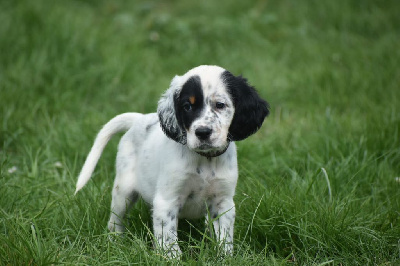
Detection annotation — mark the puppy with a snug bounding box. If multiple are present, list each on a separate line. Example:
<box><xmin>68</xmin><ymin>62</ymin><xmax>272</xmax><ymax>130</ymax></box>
<box><xmin>75</xmin><ymin>65</ymin><xmax>269</xmax><ymax>258</ymax></box>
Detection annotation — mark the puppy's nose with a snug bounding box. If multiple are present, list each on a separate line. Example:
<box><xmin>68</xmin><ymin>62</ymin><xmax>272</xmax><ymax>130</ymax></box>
<box><xmin>195</xmin><ymin>127</ymin><xmax>212</xmax><ymax>140</ymax></box>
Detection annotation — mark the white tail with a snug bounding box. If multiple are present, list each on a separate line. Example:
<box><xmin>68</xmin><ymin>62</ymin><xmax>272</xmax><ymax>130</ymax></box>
<box><xmin>75</xmin><ymin>113</ymin><xmax>140</xmax><ymax>194</ymax></box>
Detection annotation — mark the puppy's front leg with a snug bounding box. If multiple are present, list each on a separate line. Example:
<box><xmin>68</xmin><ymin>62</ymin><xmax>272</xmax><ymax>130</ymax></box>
<box><xmin>209</xmin><ymin>197</ymin><xmax>235</xmax><ymax>255</ymax></box>
<box><xmin>153</xmin><ymin>195</ymin><xmax>181</xmax><ymax>258</ymax></box>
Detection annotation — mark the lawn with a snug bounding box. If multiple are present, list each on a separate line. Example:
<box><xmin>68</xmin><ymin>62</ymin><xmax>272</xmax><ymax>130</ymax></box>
<box><xmin>1</xmin><ymin>0</ymin><xmax>399</xmax><ymax>264</ymax></box>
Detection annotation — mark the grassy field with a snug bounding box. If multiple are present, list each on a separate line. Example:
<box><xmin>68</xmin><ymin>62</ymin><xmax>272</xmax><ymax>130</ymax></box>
<box><xmin>1</xmin><ymin>0</ymin><xmax>399</xmax><ymax>264</ymax></box>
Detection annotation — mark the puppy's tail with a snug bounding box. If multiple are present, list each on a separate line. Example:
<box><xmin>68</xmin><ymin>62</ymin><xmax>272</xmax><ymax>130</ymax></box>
<box><xmin>75</xmin><ymin>113</ymin><xmax>139</xmax><ymax>195</ymax></box>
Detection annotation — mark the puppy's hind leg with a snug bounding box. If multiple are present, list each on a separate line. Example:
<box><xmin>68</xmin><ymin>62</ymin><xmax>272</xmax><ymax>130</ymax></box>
<box><xmin>108</xmin><ymin>176</ymin><xmax>138</xmax><ymax>233</ymax></box>
<box><xmin>108</xmin><ymin>143</ymin><xmax>139</xmax><ymax>233</ymax></box>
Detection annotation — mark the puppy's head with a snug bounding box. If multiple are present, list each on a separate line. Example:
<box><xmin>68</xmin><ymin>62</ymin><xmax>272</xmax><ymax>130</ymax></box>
<box><xmin>158</xmin><ymin>65</ymin><xmax>269</xmax><ymax>157</ymax></box>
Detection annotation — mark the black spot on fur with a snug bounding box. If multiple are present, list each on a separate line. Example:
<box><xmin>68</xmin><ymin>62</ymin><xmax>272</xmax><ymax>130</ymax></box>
<box><xmin>167</xmin><ymin>211</ymin><xmax>176</xmax><ymax>221</ymax></box>
<box><xmin>177</xmin><ymin>202</ymin><xmax>183</xmax><ymax>213</ymax></box>
<box><xmin>175</xmin><ymin>76</ymin><xmax>204</xmax><ymax>131</ymax></box>
<box><xmin>222</xmin><ymin>70</ymin><xmax>269</xmax><ymax>141</ymax></box>
<box><xmin>196</xmin><ymin>167</ymin><xmax>201</xmax><ymax>174</ymax></box>
<box><xmin>188</xmin><ymin>191</ymin><xmax>195</xmax><ymax>199</ymax></box>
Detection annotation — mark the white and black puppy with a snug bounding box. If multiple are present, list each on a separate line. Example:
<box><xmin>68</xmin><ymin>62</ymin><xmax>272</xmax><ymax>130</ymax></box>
<box><xmin>75</xmin><ymin>65</ymin><xmax>269</xmax><ymax>258</ymax></box>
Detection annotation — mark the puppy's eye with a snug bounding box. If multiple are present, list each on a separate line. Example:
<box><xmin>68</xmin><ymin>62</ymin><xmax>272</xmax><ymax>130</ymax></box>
<box><xmin>183</xmin><ymin>102</ymin><xmax>192</xmax><ymax>112</ymax></box>
<box><xmin>216</xmin><ymin>102</ymin><xmax>225</xmax><ymax>109</ymax></box>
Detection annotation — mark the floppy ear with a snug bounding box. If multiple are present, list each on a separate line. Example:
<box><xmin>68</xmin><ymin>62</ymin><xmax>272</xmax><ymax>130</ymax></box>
<box><xmin>223</xmin><ymin>71</ymin><xmax>270</xmax><ymax>141</ymax></box>
<box><xmin>157</xmin><ymin>76</ymin><xmax>187</xmax><ymax>144</ymax></box>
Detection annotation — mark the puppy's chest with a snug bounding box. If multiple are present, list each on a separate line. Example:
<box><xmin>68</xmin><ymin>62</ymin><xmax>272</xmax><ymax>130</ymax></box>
<box><xmin>183</xmin><ymin>168</ymin><xmax>216</xmax><ymax>195</ymax></box>
<box><xmin>178</xmin><ymin>163</ymin><xmax>224</xmax><ymax>218</ymax></box>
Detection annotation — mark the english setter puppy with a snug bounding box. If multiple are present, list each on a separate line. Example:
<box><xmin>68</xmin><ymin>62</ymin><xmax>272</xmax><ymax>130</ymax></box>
<box><xmin>75</xmin><ymin>65</ymin><xmax>269</xmax><ymax>258</ymax></box>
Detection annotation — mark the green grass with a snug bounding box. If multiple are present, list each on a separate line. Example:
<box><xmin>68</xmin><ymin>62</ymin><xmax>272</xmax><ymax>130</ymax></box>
<box><xmin>1</xmin><ymin>0</ymin><xmax>399</xmax><ymax>264</ymax></box>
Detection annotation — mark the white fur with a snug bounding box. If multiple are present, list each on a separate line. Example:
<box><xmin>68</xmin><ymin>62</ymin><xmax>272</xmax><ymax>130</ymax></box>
<box><xmin>75</xmin><ymin>66</ymin><xmax>240</xmax><ymax>258</ymax></box>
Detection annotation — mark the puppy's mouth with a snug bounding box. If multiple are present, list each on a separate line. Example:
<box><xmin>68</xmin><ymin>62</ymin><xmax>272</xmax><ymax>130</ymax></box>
<box><xmin>193</xmin><ymin>142</ymin><xmax>230</xmax><ymax>158</ymax></box>
<box><xmin>196</xmin><ymin>143</ymin><xmax>214</xmax><ymax>150</ymax></box>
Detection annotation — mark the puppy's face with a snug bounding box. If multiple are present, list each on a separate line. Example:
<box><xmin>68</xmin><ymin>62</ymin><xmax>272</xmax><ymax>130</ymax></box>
<box><xmin>175</xmin><ymin>72</ymin><xmax>235</xmax><ymax>156</ymax></box>
<box><xmin>158</xmin><ymin>65</ymin><xmax>269</xmax><ymax>157</ymax></box>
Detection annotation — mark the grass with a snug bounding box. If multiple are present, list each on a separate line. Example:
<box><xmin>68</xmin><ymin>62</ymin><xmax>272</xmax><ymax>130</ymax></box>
<box><xmin>1</xmin><ymin>0</ymin><xmax>399</xmax><ymax>264</ymax></box>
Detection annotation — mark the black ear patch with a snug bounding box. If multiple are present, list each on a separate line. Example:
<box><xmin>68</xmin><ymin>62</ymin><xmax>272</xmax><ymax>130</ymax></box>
<box><xmin>222</xmin><ymin>71</ymin><xmax>270</xmax><ymax>141</ymax></box>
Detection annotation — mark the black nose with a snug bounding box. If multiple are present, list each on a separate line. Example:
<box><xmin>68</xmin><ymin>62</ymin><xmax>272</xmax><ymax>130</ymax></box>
<box><xmin>195</xmin><ymin>127</ymin><xmax>212</xmax><ymax>140</ymax></box>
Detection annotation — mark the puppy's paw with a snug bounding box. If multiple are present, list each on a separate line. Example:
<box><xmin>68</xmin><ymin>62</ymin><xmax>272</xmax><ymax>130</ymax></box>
<box><xmin>154</xmin><ymin>239</ymin><xmax>181</xmax><ymax>260</ymax></box>
<box><xmin>222</xmin><ymin>242</ymin><xmax>233</xmax><ymax>256</ymax></box>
